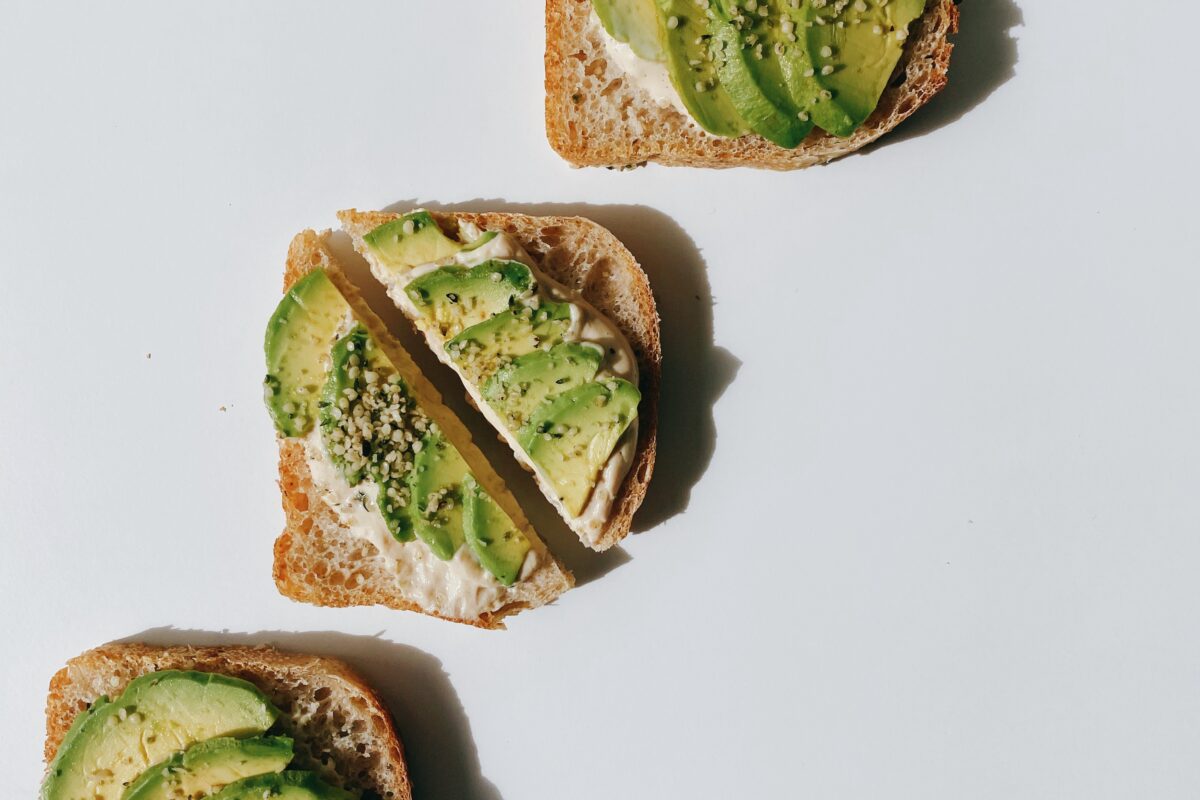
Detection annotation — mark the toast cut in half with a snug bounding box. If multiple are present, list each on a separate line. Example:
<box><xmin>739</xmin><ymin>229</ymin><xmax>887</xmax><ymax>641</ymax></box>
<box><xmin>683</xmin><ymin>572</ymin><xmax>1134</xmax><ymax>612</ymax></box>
<box><xmin>272</xmin><ymin>230</ymin><xmax>573</xmax><ymax>629</ymax></box>
<box><xmin>545</xmin><ymin>0</ymin><xmax>959</xmax><ymax>170</ymax></box>
<box><xmin>43</xmin><ymin>642</ymin><xmax>411</xmax><ymax>800</ymax></box>
<box><xmin>338</xmin><ymin>209</ymin><xmax>660</xmax><ymax>553</ymax></box>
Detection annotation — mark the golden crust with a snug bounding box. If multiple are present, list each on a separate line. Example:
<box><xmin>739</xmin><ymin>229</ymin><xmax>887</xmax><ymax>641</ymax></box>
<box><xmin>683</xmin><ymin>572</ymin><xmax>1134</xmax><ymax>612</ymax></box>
<box><xmin>43</xmin><ymin>643</ymin><xmax>412</xmax><ymax>800</ymax></box>
<box><xmin>545</xmin><ymin>0</ymin><xmax>959</xmax><ymax>170</ymax></box>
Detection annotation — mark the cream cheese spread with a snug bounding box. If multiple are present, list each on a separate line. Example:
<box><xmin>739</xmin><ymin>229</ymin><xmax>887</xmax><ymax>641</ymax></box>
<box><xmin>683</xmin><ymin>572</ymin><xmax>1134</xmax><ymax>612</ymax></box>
<box><xmin>589</xmin><ymin>9</ymin><xmax>689</xmax><ymax>118</ymax></box>
<box><xmin>367</xmin><ymin>219</ymin><xmax>640</xmax><ymax>548</ymax></box>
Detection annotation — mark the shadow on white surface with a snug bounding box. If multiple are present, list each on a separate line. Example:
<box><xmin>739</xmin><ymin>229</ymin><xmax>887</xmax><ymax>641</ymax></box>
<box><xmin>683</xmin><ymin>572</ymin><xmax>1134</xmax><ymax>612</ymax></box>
<box><xmin>866</xmin><ymin>0</ymin><xmax>1023</xmax><ymax>149</ymax></box>
<box><xmin>333</xmin><ymin>200</ymin><xmax>739</xmax><ymax>568</ymax></box>
<box><xmin>122</xmin><ymin>627</ymin><xmax>503</xmax><ymax>800</ymax></box>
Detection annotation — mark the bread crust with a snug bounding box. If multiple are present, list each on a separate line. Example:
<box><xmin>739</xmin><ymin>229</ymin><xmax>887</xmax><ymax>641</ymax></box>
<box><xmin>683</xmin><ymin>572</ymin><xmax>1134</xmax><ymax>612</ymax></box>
<box><xmin>43</xmin><ymin>643</ymin><xmax>412</xmax><ymax>800</ymax></box>
<box><xmin>545</xmin><ymin>0</ymin><xmax>959</xmax><ymax>170</ymax></box>
<box><xmin>337</xmin><ymin>210</ymin><xmax>661</xmax><ymax>552</ymax></box>
<box><xmin>272</xmin><ymin>231</ymin><xmax>573</xmax><ymax>629</ymax></box>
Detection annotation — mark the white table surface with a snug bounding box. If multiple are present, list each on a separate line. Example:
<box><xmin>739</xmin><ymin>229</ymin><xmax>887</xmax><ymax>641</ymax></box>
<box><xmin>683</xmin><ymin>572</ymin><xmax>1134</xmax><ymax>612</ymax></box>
<box><xmin>4</xmin><ymin>2</ymin><xmax>1199</xmax><ymax>797</ymax></box>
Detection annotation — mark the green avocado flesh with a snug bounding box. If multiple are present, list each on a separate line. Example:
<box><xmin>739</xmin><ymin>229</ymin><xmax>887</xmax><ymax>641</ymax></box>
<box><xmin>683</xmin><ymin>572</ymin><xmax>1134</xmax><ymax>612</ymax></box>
<box><xmin>482</xmin><ymin>342</ymin><xmax>604</xmax><ymax>431</ymax></box>
<box><xmin>619</xmin><ymin>0</ymin><xmax>924</xmax><ymax>140</ymax></box>
<box><xmin>123</xmin><ymin>736</ymin><xmax>293</xmax><ymax>800</ymax></box>
<box><xmin>404</xmin><ymin>260</ymin><xmax>535</xmax><ymax>338</ymax></box>
<box><xmin>207</xmin><ymin>772</ymin><xmax>356</xmax><ymax>800</ymax></box>
<box><xmin>594</xmin><ymin>0</ymin><xmax>665</xmax><ymax>60</ymax></box>
<box><xmin>409</xmin><ymin>431</ymin><xmax>470</xmax><ymax>560</ymax></box>
<box><xmin>363</xmin><ymin>210</ymin><xmax>463</xmax><ymax>270</ymax></box>
<box><xmin>446</xmin><ymin>302</ymin><xmax>573</xmax><ymax>383</ymax></box>
<box><xmin>655</xmin><ymin>0</ymin><xmax>748</xmax><ymax>137</ymax></box>
<box><xmin>41</xmin><ymin>671</ymin><xmax>279</xmax><ymax>800</ymax></box>
<box><xmin>710</xmin><ymin>0</ymin><xmax>808</xmax><ymax>147</ymax></box>
<box><xmin>463</xmin><ymin>476</ymin><xmax>531</xmax><ymax>586</ymax></box>
<box><xmin>314</xmin><ymin>322</ymin><xmax>524</xmax><ymax>578</ymax></box>
<box><xmin>264</xmin><ymin>269</ymin><xmax>351</xmax><ymax>437</ymax></box>
<box><xmin>321</xmin><ymin>326</ymin><xmax>371</xmax><ymax>486</ymax></box>
<box><xmin>805</xmin><ymin>0</ymin><xmax>926</xmax><ymax>136</ymax></box>
<box><xmin>320</xmin><ymin>325</ymin><xmax>421</xmax><ymax>543</ymax></box>
<box><xmin>518</xmin><ymin>379</ymin><xmax>641</xmax><ymax>517</ymax></box>
<box><xmin>460</xmin><ymin>230</ymin><xmax>498</xmax><ymax>252</ymax></box>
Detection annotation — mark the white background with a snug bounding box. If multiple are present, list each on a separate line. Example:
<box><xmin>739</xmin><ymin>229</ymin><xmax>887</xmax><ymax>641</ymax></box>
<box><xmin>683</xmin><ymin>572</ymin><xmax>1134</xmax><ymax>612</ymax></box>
<box><xmin>3</xmin><ymin>2</ymin><xmax>1198</xmax><ymax>798</ymax></box>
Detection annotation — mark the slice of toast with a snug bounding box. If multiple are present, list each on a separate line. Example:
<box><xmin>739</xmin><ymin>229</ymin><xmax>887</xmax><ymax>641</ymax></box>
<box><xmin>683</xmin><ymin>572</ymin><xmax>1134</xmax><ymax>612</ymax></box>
<box><xmin>43</xmin><ymin>643</ymin><xmax>411</xmax><ymax>800</ymax></box>
<box><xmin>545</xmin><ymin>0</ymin><xmax>959</xmax><ymax>170</ymax></box>
<box><xmin>273</xmin><ymin>230</ymin><xmax>573</xmax><ymax>629</ymax></box>
<box><xmin>338</xmin><ymin>210</ymin><xmax>660</xmax><ymax>553</ymax></box>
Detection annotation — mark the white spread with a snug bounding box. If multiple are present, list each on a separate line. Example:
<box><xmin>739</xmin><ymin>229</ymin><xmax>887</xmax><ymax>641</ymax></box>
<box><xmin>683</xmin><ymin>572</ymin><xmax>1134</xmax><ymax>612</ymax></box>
<box><xmin>590</xmin><ymin>9</ymin><xmax>689</xmax><ymax>118</ymax></box>
<box><xmin>301</xmin><ymin>428</ymin><xmax>538</xmax><ymax>620</ymax></box>
<box><xmin>369</xmin><ymin>220</ymin><xmax>640</xmax><ymax>548</ymax></box>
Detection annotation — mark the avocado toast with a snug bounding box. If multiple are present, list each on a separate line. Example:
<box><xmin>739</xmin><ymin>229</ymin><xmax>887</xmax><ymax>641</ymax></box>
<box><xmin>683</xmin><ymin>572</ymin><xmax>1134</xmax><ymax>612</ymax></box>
<box><xmin>338</xmin><ymin>209</ymin><xmax>660</xmax><ymax>553</ymax></box>
<box><xmin>42</xmin><ymin>643</ymin><xmax>409</xmax><ymax>800</ymax></box>
<box><xmin>269</xmin><ymin>231</ymin><xmax>573</xmax><ymax>628</ymax></box>
<box><xmin>546</xmin><ymin>0</ymin><xmax>959</xmax><ymax>169</ymax></box>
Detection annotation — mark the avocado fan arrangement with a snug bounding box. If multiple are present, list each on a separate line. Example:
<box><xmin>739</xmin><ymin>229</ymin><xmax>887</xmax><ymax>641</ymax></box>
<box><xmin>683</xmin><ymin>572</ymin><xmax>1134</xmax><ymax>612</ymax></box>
<box><xmin>595</xmin><ymin>0</ymin><xmax>927</xmax><ymax>144</ymax></box>
<box><xmin>41</xmin><ymin>670</ymin><xmax>353</xmax><ymax>800</ymax></box>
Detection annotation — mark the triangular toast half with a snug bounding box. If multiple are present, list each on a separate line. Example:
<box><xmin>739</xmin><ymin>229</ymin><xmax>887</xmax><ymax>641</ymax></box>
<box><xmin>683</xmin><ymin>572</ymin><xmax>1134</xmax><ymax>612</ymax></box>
<box><xmin>271</xmin><ymin>230</ymin><xmax>573</xmax><ymax>628</ymax></box>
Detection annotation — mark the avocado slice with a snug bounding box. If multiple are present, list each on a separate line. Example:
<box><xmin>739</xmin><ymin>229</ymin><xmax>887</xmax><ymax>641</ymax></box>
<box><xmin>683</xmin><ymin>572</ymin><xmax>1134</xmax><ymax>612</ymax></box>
<box><xmin>408</xmin><ymin>430</ymin><xmax>470</xmax><ymax>560</ymax></box>
<box><xmin>482</xmin><ymin>342</ymin><xmax>604</xmax><ymax>431</ymax></box>
<box><xmin>594</xmin><ymin>0</ymin><xmax>665</xmax><ymax>60</ymax></box>
<box><xmin>804</xmin><ymin>0</ymin><xmax>927</xmax><ymax>136</ymax></box>
<box><xmin>460</xmin><ymin>230</ymin><xmax>498</xmax><ymax>253</ymax></box>
<box><xmin>319</xmin><ymin>325</ymin><xmax>420</xmax><ymax>543</ymax></box>
<box><xmin>446</xmin><ymin>302</ymin><xmax>574</xmax><ymax>383</ymax></box>
<box><xmin>264</xmin><ymin>269</ymin><xmax>350</xmax><ymax>437</ymax></box>
<box><xmin>404</xmin><ymin>259</ymin><xmax>536</xmax><ymax>338</ymax></box>
<box><xmin>207</xmin><ymin>772</ymin><xmax>356</xmax><ymax>800</ymax></box>
<box><xmin>518</xmin><ymin>379</ymin><xmax>641</xmax><ymax>517</ymax></box>
<box><xmin>363</xmin><ymin>211</ymin><xmax>463</xmax><ymax>271</ymax></box>
<box><xmin>42</xmin><ymin>671</ymin><xmax>279</xmax><ymax>800</ymax></box>
<box><xmin>123</xmin><ymin>736</ymin><xmax>293</xmax><ymax>800</ymax></box>
<box><xmin>654</xmin><ymin>0</ymin><xmax>748</xmax><ymax>137</ymax></box>
<box><xmin>463</xmin><ymin>475</ymin><xmax>532</xmax><ymax>586</ymax></box>
<box><xmin>320</xmin><ymin>326</ymin><xmax>371</xmax><ymax>485</ymax></box>
<box><xmin>709</xmin><ymin>0</ymin><xmax>808</xmax><ymax>147</ymax></box>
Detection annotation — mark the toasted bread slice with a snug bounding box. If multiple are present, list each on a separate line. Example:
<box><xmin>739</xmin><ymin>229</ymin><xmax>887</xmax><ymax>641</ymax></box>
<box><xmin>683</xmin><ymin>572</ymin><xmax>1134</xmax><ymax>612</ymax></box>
<box><xmin>272</xmin><ymin>230</ymin><xmax>573</xmax><ymax>629</ymax></box>
<box><xmin>43</xmin><ymin>643</ymin><xmax>411</xmax><ymax>800</ymax></box>
<box><xmin>545</xmin><ymin>0</ymin><xmax>959</xmax><ymax>170</ymax></box>
<box><xmin>338</xmin><ymin>210</ymin><xmax>660</xmax><ymax>552</ymax></box>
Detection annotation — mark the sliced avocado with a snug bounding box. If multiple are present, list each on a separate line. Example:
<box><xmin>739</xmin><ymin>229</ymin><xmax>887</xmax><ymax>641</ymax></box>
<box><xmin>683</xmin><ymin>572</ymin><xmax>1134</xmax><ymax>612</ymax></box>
<box><xmin>655</xmin><ymin>0</ymin><xmax>748</xmax><ymax>137</ymax></box>
<box><xmin>408</xmin><ymin>430</ymin><xmax>470</xmax><ymax>560</ymax></box>
<box><xmin>42</xmin><ymin>671</ymin><xmax>279</xmax><ymax>800</ymax></box>
<box><xmin>463</xmin><ymin>475</ymin><xmax>531</xmax><ymax>586</ymax></box>
<box><xmin>366</xmin><ymin>371</ymin><xmax>420</xmax><ymax>545</ymax></box>
<box><xmin>482</xmin><ymin>342</ymin><xmax>603</xmax><ymax>431</ymax></box>
<box><xmin>404</xmin><ymin>260</ymin><xmax>536</xmax><ymax>338</ymax></box>
<box><xmin>123</xmin><ymin>736</ymin><xmax>293</xmax><ymax>800</ymax></box>
<box><xmin>460</xmin><ymin>229</ymin><xmax>498</xmax><ymax>253</ymax></box>
<box><xmin>805</xmin><ymin>0</ymin><xmax>927</xmax><ymax>136</ymax></box>
<box><xmin>446</xmin><ymin>302</ymin><xmax>574</xmax><ymax>383</ymax></box>
<box><xmin>594</xmin><ymin>0</ymin><xmax>665</xmax><ymax>60</ymax></box>
<box><xmin>319</xmin><ymin>326</ymin><xmax>419</xmax><ymax>543</ymax></box>
<box><xmin>709</xmin><ymin>0</ymin><xmax>808</xmax><ymax>147</ymax></box>
<box><xmin>264</xmin><ymin>269</ymin><xmax>350</xmax><ymax>437</ymax></box>
<box><xmin>363</xmin><ymin>211</ymin><xmax>462</xmax><ymax>270</ymax></box>
<box><xmin>518</xmin><ymin>379</ymin><xmax>641</xmax><ymax>517</ymax></box>
<box><xmin>207</xmin><ymin>772</ymin><xmax>356</xmax><ymax>800</ymax></box>
<box><xmin>320</xmin><ymin>326</ymin><xmax>371</xmax><ymax>485</ymax></box>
